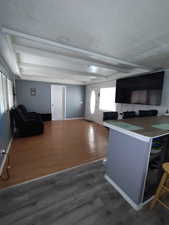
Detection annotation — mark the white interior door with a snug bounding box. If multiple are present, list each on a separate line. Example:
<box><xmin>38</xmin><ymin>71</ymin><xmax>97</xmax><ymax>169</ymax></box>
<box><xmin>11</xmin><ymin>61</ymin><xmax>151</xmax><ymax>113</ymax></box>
<box><xmin>51</xmin><ymin>85</ymin><xmax>66</xmax><ymax>120</ymax></box>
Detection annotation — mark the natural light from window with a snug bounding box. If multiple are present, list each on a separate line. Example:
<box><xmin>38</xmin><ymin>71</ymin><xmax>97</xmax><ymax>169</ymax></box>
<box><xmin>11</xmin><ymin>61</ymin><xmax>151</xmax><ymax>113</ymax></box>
<box><xmin>0</xmin><ymin>72</ymin><xmax>8</xmax><ymax>115</ymax></box>
<box><xmin>7</xmin><ymin>79</ymin><xmax>14</xmax><ymax>109</ymax></box>
<box><xmin>99</xmin><ymin>87</ymin><xmax>116</xmax><ymax>111</ymax></box>
<box><xmin>0</xmin><ymin>72</ymin><xmax>14</xmax><ymax>117</ymax></box>
<box><xmin>0</xmin><ymin>72</ymin><xmax>4</xmax><ymax>115</ymax></box>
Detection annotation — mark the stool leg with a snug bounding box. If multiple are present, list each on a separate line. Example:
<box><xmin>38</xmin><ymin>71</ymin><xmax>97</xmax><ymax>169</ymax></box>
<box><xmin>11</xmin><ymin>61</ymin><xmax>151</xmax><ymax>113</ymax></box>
<box><xmin>150</xmin><ymin>172</ymin><xmax>168</xmax><ymax>209</ymax></box>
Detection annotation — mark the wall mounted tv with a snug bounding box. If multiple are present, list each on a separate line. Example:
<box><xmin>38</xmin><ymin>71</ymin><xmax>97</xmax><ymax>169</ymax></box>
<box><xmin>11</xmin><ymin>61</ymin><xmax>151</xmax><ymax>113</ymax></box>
<box><xmin>115</xmin><ymin>71</ymin><xmax>164</xmax><ymax>105</ymax></box>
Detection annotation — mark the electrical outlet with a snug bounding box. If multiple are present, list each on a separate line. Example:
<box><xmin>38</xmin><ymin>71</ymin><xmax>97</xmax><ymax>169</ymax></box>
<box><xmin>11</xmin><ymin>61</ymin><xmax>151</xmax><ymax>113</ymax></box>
<box><xmin>0</xmin><ymin>149</ymin><xmax>6</xmax><ymax>154</ymax></box>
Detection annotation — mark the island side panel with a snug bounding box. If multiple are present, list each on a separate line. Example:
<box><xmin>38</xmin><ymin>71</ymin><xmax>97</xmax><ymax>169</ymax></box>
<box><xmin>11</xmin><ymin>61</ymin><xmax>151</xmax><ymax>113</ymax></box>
<box><xmin>105</xmin><ymin>129</ymin><xmax>151</xmax><ymax>204</ymax></box>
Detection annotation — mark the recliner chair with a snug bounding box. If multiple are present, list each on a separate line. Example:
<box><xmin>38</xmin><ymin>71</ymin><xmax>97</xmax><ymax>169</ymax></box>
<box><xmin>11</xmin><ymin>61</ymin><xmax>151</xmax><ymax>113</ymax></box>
<box><xmin>11</xmin><ymin>106</ymin><xmax>44</xmax><ymax>137</ymax></box>
<box><xmin>17</xmin><ymin>104</ymin><xmax>40</xmax><ymax>119</ymax></box>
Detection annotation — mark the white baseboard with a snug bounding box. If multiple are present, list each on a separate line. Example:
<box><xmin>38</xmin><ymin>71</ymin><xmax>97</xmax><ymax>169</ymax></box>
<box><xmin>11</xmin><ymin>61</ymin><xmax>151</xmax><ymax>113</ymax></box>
<box><xmin>65</xmin><ymin>117</ymin><xmax>84</xmax><ymax>120</ymax></box>
<box><xmin>104</xmin><ymin>174</ymin><xmax>143</xmax><ymax>211</ymax></box>
<box><xmin>0</xmin><ymin>137</ymin><xmax>13</xmax><ymax>176</ymax></box>
<box><xmin>142</xmin><ymin>196</ymin><xmax>154</xmax><ymax>207</ymax></box>
<box><xmin>6</xmin><ymin>137</ymin><xmax>13</xmax><ymax>154</ymax></box>
<box><xmin>84</xmin><ymin>118</ymin><xmax>104</xmax><ymax>125</ymax></box>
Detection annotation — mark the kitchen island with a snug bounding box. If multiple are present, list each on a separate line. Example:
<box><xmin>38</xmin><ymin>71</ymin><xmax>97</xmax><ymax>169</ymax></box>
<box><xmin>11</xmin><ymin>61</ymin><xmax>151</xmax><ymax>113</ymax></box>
<box><xmin>104</xmin><ymin>116</ymin><xmax>169</xmax><ymax>210</ymax></box>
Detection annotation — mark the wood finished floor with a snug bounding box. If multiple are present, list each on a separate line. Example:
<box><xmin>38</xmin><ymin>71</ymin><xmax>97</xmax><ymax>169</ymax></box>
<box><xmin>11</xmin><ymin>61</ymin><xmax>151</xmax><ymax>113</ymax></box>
<box><xmin>0</xmin><ymin>161</ymin><xmax>169</xmax><ymax>225</ymax></box>
<box><xmin>0</xmin><ymin>119</ymin><xmax>108</xmax><ymax>189</ymax></box>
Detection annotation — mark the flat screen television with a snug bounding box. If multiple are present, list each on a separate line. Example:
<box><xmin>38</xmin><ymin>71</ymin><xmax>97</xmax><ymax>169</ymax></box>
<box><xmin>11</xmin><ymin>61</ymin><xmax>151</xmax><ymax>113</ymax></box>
<box><xmin>115</xmin><ymin>71</ymin><xmax>164</xmax><ymax>105</ymax></box>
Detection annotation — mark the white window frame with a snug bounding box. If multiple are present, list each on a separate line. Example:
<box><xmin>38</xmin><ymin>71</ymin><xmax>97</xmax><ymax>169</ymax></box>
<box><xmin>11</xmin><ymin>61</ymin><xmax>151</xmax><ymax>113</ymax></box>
<box><xmin>7</xmin><ymin>78</ymin><xmax>14</xmax><ymax>109</ymax></box>
<box><xmin>0</xmin><ymin>72</ymin><xmax>4</xmax><ymax>115</ymax></box>
<box><xmin>0</xmin><ymin>72</ymin><xmax>9</xmax><ymax>116</ymax></box>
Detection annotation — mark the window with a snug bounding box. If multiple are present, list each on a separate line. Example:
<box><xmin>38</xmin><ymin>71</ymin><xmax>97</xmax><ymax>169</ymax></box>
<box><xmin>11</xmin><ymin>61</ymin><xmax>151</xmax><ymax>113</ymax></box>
<box><xmin>7</xmin><ymin>79</ymin><xmax>14</xmax><ymax>109</ymax></box>
<box><xmin>90</xmin><ymin>90</ymin><xmax>96</xmax><ymax>114</ymax></box>
<box><xmin>0</xmin><ymin>72</ymin><xmax>4</xmax><ymax>114</ymax></box>
<box><xmin>2</xmin><ymin>73</ymin><xmax>8</xmax><ymax>112</ymax></box>
<box><xmin>0</xmin><ymin>72</ymin><xmax>8</xmax><ymax>115</ymax></box>
<box><xmin>99</xmin><ymin>87</ymin><xmax>116</xmax><ymax>111</ymax></box>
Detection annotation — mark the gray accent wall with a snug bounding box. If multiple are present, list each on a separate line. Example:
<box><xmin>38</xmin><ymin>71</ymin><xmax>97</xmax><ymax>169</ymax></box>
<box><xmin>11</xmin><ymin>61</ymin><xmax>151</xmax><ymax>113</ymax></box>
<box><xmin>106</xmin><ymin>129</ymin><xmax>151</xmax><ymax>204</ymax></box>
<box><xmin>66</xmin><ymin>85</ymin><xmax>85</xmax><ymax>118</ymax></box>
<box><xmin>16</xmin><ymin>80</ymin><xmax>85</xmax><ymax>118</ymax></box>
<box><xmin>16</xmin><ymin>80</ymin><xmax>51</xmax><ymax>114</ymax></box>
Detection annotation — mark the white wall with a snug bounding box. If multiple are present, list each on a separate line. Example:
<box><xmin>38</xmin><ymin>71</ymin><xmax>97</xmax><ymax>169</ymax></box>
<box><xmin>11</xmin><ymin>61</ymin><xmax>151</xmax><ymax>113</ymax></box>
<box><xmin>85</xmin><ymin>70</ymin><xmax>169</xmax><ymax>123</ymax></box>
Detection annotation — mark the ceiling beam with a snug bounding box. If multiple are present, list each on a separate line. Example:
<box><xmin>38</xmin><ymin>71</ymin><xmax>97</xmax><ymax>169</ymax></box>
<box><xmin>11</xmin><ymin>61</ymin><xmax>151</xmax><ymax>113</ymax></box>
<box><xmin>21</xmin><ymin>71</ymin><xmax>101</xmax><ymax>82</ymax></box>
<box><xmin>14</xmin><ymin>44</ymin><xmax>129</xmax><ymax>73</ymax></box>
<box><xmin>2</xmin><ymin>27</ymin><xmax>151</xmax><ymax>71</ymax></box>
<box><xmin>1</xmin><ymin>33</ymin><xmax>20</xmax><ymax>76</ymax></box>
<box><xmin>20</xmin><ymin>75</ymin><xmax>85</xmax><ymax>85</ymax></box>
<box><xmin>90</xmin><ymin>68</ymin><xmax>156</xmax><ymax>85</ymax></box>
<box><xmin>19</xmin><ymin>62</ymin><xmax>107</xmax><ymax>78</ymax></box>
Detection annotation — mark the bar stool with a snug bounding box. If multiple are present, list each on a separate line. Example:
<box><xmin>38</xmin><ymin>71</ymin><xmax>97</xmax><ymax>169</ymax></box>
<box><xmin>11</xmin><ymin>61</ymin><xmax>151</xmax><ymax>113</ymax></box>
<box><xmin>150</xmin><ymin>162</ymin><xmax>169</xmax><ymax>210</ymax></box>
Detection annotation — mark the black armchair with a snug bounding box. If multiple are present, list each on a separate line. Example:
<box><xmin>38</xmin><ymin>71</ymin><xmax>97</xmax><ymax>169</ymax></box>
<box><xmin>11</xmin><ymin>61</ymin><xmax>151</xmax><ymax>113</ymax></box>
<box><xmin>17</xmin><ymin>104</ymin><xmax>40</xmax><ymax>120</ymax></box>
<box><xmin>11</xmin><ymin>107</ymin><xmax>44</xmax><ymax>137</ymax></box>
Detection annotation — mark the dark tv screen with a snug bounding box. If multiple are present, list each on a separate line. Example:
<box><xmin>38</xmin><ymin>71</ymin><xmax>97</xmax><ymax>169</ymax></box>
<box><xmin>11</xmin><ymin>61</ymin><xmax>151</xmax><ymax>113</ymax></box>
<box><xmin>115</xmin><ymin>71</ymin><xmax>164</xmax><ymax>105</ymax></box>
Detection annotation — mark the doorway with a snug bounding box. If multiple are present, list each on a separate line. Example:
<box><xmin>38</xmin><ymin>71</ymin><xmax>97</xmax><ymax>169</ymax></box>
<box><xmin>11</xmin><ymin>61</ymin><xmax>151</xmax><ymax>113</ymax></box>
<box><xmin>51</xmin><ymin>85</ymin><xmax>66</xmax><ymax>120</ymax></box>
<box><xmin>86</xmin><ymin>87</ymin><xmax>100</xmax><ymax>123</ymax></box>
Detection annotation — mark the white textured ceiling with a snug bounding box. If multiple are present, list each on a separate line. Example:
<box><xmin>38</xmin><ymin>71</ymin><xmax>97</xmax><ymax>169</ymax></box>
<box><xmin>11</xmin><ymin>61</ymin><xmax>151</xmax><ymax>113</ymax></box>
<box><xmin>0</xmin><ymin>0</ymin><xmax>169</xmax><ymax>84</ymax></box>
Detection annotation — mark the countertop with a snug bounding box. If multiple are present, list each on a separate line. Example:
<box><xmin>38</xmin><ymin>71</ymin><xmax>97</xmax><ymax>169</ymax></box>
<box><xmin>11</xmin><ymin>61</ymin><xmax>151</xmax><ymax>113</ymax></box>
<box><xmin>104</xmin><ymin>116</ymin><xmax>169</xmax><ymax>138</ymax></box>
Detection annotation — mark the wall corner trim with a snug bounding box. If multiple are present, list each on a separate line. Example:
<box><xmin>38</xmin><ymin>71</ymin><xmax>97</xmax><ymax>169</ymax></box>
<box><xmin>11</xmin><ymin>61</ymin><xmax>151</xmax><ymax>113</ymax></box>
<box><xmin>104</xmin><ymin>174</ymin><xmax>143</xmax><ymax>211</ymax></box>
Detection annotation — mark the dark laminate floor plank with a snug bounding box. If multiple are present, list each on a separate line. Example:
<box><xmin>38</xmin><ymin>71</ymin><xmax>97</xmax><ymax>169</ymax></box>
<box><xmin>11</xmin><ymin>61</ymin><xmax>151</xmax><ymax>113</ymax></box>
<box><xmin>0</xmin><ymin>162</ymin><xmax>103</xmax><ymax>203</ymax></box>
<box><xmin>0</xmin><ymin>164</ymin><xmax>103</xmax><ymax>209</ymax></box>
<box><xmin>1</xmin><ymin>170</ymin><xmax>105</xmax><ymax>220</ymax></box>
<box><xmin>0</xmin><ymin>161</ymin><xmax>169</xmax><ymax>225</ymax></box>
<box><xmin>15</xmin><ymin>183</ymin><xmax>106</xmax><ymax>225</ymax></box>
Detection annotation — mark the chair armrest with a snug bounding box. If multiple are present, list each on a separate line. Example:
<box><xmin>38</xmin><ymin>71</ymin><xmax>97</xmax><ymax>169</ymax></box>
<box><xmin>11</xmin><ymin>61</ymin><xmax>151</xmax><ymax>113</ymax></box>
<box><xmin>27</xmin><ymin>113</ymin><xmax>43</xmax><ymax>122</ymax></box>
<box><xmin>19</xmin><ymin>118</ymin><xmax>42</xmax><ymax>128</ymax></box>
